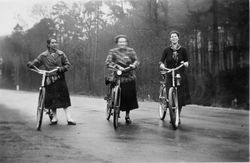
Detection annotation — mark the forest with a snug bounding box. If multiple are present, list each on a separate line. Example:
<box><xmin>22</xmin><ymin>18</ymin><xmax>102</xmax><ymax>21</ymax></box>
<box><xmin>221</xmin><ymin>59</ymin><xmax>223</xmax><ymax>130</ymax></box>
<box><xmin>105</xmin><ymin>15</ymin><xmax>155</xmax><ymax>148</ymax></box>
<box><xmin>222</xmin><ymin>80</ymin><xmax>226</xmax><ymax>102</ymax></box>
<box><xmin>0</xmin><ymin>0</ymin><xmax>248</xmax><ymax>109</ymax></box>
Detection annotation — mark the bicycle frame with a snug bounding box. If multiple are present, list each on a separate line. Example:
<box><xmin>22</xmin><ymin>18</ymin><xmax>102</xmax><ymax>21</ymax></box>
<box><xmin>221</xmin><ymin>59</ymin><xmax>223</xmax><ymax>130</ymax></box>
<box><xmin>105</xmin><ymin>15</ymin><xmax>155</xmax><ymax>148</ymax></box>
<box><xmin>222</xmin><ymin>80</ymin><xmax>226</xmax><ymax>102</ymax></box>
<box><xmin>159</xmin><ymin>63</ymin><xmax>184</xmax><ymax>129</ymax></box>
<box><xmin>29</xmin><ymin>66</ymin><xmax>59</xmax><ymax>130</ymax></box>
<box><xmin>106</xmin><ymin>63</ymin><xmax>133</xmax><ymax>129</ymax></box>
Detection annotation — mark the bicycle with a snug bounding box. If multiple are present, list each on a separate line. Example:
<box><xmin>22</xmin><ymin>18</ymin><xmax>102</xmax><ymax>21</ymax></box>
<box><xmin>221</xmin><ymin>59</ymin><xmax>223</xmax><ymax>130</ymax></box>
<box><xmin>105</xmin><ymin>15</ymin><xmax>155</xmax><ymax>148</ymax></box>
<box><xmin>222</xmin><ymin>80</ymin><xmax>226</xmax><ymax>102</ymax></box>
<box><xmin>29</xmin><ymin>65</ymin><xmax>59</xmax><ymax>131</ymax></box>
<box><xmin>105</xmin><ymin>63</ymin><xmax>132</xmax><ymax>129</ymax></box>
<box><xmin>159</xmin><ymin>63</ymin><xmax>184</xmax><ymax>129</ymax></box>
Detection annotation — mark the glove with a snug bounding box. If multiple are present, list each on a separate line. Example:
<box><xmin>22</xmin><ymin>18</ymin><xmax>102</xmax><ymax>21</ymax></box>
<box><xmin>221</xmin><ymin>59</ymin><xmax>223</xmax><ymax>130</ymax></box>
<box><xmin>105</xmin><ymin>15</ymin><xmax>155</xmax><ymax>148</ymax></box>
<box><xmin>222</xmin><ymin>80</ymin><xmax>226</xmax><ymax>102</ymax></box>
<box><xmin>27</xmin><ymin>61</ymin><xmax>33</xmax><ymax>68</ymax></box>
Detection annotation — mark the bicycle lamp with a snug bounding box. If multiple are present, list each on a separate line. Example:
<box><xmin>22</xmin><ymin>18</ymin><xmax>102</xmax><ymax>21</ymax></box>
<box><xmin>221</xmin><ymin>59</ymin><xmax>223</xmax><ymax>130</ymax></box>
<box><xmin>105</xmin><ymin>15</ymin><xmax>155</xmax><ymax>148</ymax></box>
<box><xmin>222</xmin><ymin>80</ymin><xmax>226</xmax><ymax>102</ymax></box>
<box><xmin>117</xmin><ymin>70</ymin><xmax>122</xmax><ymax>75</ymax></box>
<box><xmin>176</xmin><ymin>74</ymin><xmax>181</xmax><ymax>86</ymax></box>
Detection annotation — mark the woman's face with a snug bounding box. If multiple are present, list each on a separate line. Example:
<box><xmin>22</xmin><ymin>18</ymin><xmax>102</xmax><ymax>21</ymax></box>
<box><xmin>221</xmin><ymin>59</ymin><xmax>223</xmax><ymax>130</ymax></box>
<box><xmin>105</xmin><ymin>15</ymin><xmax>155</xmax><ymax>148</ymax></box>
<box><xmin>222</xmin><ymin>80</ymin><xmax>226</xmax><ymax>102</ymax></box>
<box><xmin>117</xmin><ymin>37</ymin><xmax>128</xmax><ymax>48</ymax></box>
<box><xmin>170</xmin><ymin>33</ymin><xmax>179</xmax><ymax>44</ymax></box>
<box><xmin>49</xmin><ymin>39</ymin><xmax>57</xmax><ymax>50</ymax></box>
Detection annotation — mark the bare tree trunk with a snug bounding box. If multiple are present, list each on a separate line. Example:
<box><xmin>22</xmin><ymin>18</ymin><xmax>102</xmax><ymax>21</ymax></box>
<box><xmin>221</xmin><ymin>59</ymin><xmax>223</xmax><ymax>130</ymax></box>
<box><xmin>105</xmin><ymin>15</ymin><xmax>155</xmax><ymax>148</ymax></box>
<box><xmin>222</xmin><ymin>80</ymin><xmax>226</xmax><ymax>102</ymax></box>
<box><xmin>194</xmin><ymin>29</ymin><xmax>199</xmax><ymax>74</ymax></box>
<box><xmin>212</xmin><ymin>0</ymin><xmax>219</xmax><ymax>75</ymax></box>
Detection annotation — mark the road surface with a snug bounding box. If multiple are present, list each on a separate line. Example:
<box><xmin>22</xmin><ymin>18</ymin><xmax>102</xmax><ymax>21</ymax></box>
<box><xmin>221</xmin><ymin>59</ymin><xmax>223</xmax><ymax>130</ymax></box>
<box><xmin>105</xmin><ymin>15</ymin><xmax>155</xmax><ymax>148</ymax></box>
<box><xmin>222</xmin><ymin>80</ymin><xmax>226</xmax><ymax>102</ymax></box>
<box><xmin>0</xmin><ymin>89</ymin><xmax>249</xmax><ymax>162</ymax></box>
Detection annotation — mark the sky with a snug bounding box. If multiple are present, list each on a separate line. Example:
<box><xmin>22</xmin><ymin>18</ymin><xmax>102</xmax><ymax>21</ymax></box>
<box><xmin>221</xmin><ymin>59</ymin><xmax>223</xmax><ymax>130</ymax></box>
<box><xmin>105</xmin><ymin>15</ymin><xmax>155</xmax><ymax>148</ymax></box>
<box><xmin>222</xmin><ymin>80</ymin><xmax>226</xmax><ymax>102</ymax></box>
<box><xmin>0</xmin><ymin>0</ymin><xmax>62</xmax><ymax>36</ymax></box>
<box><xmin>0</xmin><ymin>0</ymin><xmax>113</xmax><ymax>37</ymax></box>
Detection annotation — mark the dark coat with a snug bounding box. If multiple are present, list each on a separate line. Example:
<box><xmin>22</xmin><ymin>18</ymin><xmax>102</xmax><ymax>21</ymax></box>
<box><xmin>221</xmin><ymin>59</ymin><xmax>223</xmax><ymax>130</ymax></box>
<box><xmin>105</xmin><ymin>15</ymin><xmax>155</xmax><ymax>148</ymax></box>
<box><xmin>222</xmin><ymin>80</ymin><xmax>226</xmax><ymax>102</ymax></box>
<box><xmin>160</xmin><ymin>45</ymin><xmax>191</xmax><ymax>106</ymax></box>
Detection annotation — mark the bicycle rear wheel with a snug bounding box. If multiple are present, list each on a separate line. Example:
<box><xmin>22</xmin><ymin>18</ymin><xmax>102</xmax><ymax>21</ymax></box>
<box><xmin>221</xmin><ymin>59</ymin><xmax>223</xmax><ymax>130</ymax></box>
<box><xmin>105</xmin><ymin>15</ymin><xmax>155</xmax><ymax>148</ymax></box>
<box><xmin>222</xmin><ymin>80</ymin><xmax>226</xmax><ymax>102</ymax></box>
<box><xmin>168</xmin><ymin>87</ymin><xmax>179</xmax><ymax>129</ymax></box>
<box><xmin>36</xmin><ymin>88</ymin><xmax>45</xmax><ymax>131</ymax></box>
<box><xmin>113</xmin><ymin>86</ymin><xmax>120</xmax><ymax>129</ymax></box>
<box><xmin>158</xmin><ymin>85</ymin><xmax>167</xmax><ymax>120</ymax></box>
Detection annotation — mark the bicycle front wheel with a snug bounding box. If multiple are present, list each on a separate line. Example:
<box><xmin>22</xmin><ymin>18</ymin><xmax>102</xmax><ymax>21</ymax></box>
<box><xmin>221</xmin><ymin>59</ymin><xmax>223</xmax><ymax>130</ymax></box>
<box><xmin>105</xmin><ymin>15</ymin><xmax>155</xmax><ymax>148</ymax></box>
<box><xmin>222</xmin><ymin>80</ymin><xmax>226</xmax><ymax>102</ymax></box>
<box><xmin>36</xmin><ymin>88</ymin><xmax>45</xmax><ymax>131</ymax></box>
<box><xmin>113</xmin><ymin>86</ymin><xmax>120</xmax><ymax>129</ymax></box>
<box><xmin>168</xmin><ymin>87</ymin><xmax>179</xmax><ymax>129</ymax></box>
<box><xmin>106</xmin><ymin>100</ymin><xmax>112</xmax><ymax>120</ymax></box>
<box><xmin>158</xmin><ymin>85</ymin><xmax>167</xmax><ymax>120</ymax></box>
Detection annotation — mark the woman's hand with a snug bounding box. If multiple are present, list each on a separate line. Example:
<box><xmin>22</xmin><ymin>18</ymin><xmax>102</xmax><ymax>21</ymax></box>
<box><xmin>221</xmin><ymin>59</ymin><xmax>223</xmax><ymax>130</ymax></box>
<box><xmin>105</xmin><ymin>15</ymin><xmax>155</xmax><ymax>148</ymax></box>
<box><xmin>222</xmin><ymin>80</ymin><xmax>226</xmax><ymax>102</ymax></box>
<box><xmin>181</xmin><ymin>61</ymin><xmax>189</xmax><ymax>68</ymax></box>
<box><xmin>27</xmin><ymin>61</ymin><xmax>34</xmax><ymax>68</ymax></box>
<box><xmin>119</xmin><ymin>67</ymin><xmax>125</xmax><ymax>71</ymax></box>
<box><xmin>160</xmin><ymin>63</ymin><xmax>165</xmax><ymax>69</ymax></box>
<box><xmin>129</xmin><ymin>64</ymin><xmax>136</xmax><ymax>69</ymax></box>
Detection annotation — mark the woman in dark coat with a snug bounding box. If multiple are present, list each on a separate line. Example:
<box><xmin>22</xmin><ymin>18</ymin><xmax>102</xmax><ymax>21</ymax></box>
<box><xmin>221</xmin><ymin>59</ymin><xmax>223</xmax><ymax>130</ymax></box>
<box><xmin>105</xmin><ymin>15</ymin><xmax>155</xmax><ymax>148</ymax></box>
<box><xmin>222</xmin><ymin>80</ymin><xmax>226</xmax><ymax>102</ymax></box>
<box><xmin>27</xmin><ymin>38</ymin><xmax>76</xmax><ymax>125</ymax></box>
<box><xmin>105</xmin><ymin>35</ymin><xmax>139</xmax><ymax>124</ymax></box>
<box><xmin>159</xmin><ymin>31</ymin><xmax>191</xmax><ymax>123</ymax></box>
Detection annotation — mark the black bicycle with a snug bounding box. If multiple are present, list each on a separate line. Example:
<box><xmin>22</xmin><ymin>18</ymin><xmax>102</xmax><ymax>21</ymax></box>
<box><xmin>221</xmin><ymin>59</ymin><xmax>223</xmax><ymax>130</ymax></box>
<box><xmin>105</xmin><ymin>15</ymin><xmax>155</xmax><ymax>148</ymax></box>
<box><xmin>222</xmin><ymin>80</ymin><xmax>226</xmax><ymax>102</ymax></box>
<box><xmin>159</xmin><ymin>63</ymin><xmax>184</xmax><ymax>129</ymax></box>
<box><xmin>105</xmin><ymin>63</ymin><xmax>132</xmax><ymax>129</ymax></box>
<box><xmin>29</xmin><ymin>66</ymin><xmax>59</xmax><ymax>131</ymax></box>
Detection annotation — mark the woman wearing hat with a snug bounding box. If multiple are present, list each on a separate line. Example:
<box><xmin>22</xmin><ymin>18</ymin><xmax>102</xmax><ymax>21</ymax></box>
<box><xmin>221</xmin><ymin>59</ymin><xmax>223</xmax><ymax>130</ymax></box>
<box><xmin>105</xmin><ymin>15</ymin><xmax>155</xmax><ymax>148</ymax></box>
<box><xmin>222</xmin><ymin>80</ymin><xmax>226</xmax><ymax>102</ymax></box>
<box><xmin>105</xmin><ymin>35</ymin><xmax>139</xmax><ymax>124</ymax></box>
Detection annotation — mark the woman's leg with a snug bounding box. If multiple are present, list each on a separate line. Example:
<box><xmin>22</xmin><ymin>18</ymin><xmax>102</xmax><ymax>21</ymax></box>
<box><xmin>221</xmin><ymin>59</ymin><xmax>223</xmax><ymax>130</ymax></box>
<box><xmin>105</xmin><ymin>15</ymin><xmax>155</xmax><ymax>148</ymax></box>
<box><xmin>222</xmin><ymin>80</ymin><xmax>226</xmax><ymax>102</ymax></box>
<box><xmin>63</xmin><ymin>107</ymin><xmax>76</xmax><ymax>125</ymax></box>
<box><xmin>125</xmin><ymin>111</ymin><xmax>132</xmax><ymax>124</ymax></box>
<box><xmin>50</xmin><ymin>109</ymin><xmax>58</xmax><ymax>125</ymax></box>
<box><xmin>51</xmin><ymin>109</ymin><xmax>58</xmax><ymax>122</ymax></box>
<box><xmin>125</xmin><ymin>111</ymin><xmax>130</xmax><ymax>118</ymax></box>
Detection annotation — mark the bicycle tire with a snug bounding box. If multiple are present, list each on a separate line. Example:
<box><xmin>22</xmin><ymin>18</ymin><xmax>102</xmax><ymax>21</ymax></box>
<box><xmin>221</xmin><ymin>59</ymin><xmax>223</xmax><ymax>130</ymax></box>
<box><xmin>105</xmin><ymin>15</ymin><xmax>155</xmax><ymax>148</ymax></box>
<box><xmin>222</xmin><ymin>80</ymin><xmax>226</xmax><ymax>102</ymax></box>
<box><xmin>106</xmin><ymin>100</ymin><xmax>112</xmax><ymax>120</ymax></box>
<box><xmin>168</xmin><ymin>87</ymin><xmax>179</xmax><ymax>129</ymax></box>
<box><xmin>158</xmin><ymin>85</ymin><xmax>167</xmax><ymax>120</ymax></box>
<box><xmin>36</xmin><ymin>88</ymin><xmax>45</xmax><ymax>131</ymax></box>
<box><xmin>113</xmin><ymin>86</ymin><xmax>120</xmax><ymax>129</ymax></box>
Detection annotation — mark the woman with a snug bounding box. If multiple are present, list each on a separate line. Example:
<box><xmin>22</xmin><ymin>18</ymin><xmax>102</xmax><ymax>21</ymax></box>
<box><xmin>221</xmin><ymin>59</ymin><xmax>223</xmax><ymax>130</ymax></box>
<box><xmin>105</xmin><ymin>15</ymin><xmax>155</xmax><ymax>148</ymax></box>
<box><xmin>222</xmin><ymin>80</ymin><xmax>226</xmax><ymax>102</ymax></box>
<box><xmin>159</xmin><ymin>31</ymin><xmax>191</xmax><ymax>124</ymax></box>
<box><xmin>105</xmin><ymin>35</ymin><xmax>139</xmax><ymax>124</ymax></box>
<box><xmin>27</xmin><ymin>38</ymin><xmax>76</xmax><ymax>125</ymax></box>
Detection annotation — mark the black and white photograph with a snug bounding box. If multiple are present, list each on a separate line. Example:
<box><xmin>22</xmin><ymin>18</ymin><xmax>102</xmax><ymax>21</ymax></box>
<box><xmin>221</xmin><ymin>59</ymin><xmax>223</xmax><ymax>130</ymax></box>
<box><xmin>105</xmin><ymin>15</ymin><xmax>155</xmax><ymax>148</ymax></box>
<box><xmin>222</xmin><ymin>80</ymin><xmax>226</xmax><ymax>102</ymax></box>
<box><xmin>0</xmin><ymin>0</ymin><xmax>249</xmax><ymax>162</ymax></box>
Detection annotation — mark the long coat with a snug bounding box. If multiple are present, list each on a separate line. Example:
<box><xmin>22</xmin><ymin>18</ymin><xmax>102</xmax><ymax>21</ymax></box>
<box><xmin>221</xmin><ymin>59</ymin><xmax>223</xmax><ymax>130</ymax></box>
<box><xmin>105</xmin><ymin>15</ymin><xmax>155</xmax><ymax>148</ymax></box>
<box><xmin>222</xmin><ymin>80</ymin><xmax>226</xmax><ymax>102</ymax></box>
<box><xmin>30</xmin><ymin>49</ymin><xmax>71</xmax><ymax>109</ymax></box>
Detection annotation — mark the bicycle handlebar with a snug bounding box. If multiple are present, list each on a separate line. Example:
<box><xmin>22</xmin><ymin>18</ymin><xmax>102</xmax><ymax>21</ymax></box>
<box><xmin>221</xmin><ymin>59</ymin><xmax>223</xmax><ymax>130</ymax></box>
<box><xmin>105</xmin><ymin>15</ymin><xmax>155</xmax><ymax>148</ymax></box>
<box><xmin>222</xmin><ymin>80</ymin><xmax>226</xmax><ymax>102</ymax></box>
<box><xmin>107</xmin><ymin>63</ymin><xmax>134</xmax><ymax>72</ymax></box>
<box><xmin>160</xmin><ymin>63</ymin><xmax>184</xmax><ymax>73</ymax></box>
<box><xmin>29</xmin><ymin>65</ymin><xmax>59</xmax><ymax>75</ymax></box>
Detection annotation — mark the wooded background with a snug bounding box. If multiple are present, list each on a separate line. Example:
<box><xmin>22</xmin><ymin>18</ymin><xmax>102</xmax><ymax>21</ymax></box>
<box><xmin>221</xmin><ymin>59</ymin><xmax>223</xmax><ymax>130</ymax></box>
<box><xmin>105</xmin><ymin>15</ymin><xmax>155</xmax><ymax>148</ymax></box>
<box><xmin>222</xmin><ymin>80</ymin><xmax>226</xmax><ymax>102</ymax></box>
<box><xmin>0</xmin><ymin>0</ymin><xmax>248</xmax><ymax>109</ymax></box>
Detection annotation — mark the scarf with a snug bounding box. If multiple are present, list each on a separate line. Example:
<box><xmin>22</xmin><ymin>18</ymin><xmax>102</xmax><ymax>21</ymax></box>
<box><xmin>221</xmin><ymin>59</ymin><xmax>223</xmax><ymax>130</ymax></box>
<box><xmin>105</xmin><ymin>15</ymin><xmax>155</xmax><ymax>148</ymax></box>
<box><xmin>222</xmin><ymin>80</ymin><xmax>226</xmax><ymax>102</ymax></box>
<box><xmin>170</xmin><ymin>44</ymin><xmax>181</xmax><ymax>62</ymax></box>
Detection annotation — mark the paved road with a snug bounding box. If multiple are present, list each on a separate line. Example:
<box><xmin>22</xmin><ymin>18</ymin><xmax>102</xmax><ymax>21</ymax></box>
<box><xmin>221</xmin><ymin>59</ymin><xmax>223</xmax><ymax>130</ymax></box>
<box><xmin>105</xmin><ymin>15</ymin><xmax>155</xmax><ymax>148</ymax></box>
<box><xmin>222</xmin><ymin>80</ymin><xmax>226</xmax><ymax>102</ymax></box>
<box><xmin>0</xmin><ymin>89</ymin><xmax>249</xmax><ymax>162</ymax></box>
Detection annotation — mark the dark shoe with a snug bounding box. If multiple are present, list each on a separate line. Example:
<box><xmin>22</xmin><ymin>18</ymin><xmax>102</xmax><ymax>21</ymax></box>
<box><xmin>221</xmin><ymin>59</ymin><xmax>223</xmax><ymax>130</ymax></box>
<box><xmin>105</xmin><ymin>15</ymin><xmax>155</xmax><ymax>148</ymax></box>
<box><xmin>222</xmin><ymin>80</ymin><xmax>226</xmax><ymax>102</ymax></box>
<box><xmin>125</xmin><ymin>117</ymin><xmax>132</xmax><ymax>124</ymax></box>
<box><xmin>68</xmin><ymin>121</ymin><xmax>76</xmax><ymax>125</ymax></box>
<box><xmin>50</xmin><ymin>121</ymin><xmax>57</xmax><ymax>125</ymax></box>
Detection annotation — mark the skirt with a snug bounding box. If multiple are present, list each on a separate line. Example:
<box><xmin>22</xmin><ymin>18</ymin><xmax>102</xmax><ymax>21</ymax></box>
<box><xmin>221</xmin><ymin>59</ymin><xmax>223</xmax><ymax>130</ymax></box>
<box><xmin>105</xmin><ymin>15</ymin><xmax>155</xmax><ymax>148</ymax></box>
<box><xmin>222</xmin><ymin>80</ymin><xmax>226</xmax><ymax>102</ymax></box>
<box><xmin>120</xmin><ymin>80</ymin><xmax>139</xmax><ymax>111</ymax></box>
<box><xmin>45</xmin><ymin>75</ymin><xmax>71</xmax><ymax>109</ymax></box>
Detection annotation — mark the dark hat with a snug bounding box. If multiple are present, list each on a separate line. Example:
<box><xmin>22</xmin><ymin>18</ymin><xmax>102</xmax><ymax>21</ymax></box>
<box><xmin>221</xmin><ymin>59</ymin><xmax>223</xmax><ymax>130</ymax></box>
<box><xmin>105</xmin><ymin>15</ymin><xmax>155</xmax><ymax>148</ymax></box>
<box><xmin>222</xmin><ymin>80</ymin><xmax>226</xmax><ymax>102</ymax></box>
<box><xmin>114</xmin><ymin>34</ymin><xmax>128</xmax><ymax>43</ymax></box>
